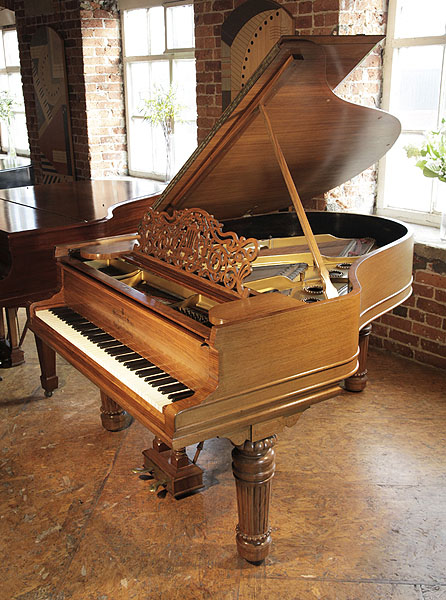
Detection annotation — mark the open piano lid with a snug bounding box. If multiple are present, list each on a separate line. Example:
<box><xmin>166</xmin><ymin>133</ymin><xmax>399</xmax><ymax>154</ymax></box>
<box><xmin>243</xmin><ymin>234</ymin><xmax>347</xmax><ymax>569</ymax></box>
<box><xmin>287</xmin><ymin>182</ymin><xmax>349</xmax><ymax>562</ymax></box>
<box><xmin>154</xmin><ymin>35</ymin><xmax>400</xmax><ymax>221</ymax></box>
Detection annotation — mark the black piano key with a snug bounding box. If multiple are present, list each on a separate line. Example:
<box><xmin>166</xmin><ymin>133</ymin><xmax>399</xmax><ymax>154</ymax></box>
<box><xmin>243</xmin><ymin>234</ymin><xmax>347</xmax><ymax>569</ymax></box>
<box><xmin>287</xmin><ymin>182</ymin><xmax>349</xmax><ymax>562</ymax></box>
<box><xmin>169</xmin><ymin>389</ymin><xmax>194</xmax><ymax>401</ymax></box>
<box><xmin>59</xmin><ymin>315</ymin><xmax>88</xmax><ymax>324</ymax></box>
<box><xmin>116</xmin><ymin>352</ymin><xmax>141</xmax><ymax>363</ymax></box>
<box><xmin>97</xmin><ymin>340</ymin><xmax>122</xmax><ymax>349</ymax></box>
<box><xmin>72</xmin><ymin>322</ymin><xmax>101</xmax><ymax>332</ymax></box>
<box><xmin>80</xmin><ymin>329</ymin><xmax>104</xmax><ymax>338</ymax></box>
<box><xmin>135</xmin><ymin>366</ymin><xmax>163</xmax><ymax>377</ymax></box>
<box><xmin>158</xmin><ymin>382</ymin><xmax>188</xmax><ymax>395</ymax></box>
<box><xmin>58</xmin><ymin>316</ymin><xmax>89</xmax><ymax>325</ymax></box>
<box><xmin>125</xmin><ymin>359</ymin><xmax>152</xmax><ymax>370</ymax></box>
<box><xmin>51</xmin><ymin>307</ymin><xmax>75</xmax><ymax>316</ymax></box>
<box><xmin>87</xmin><ymin>333</ymin><xmax>114</xmax><ymax>343</ymax></box>
<box><xmin>105</xmin><ymin>345</ymin><xmax>133</xmax><ymax>356</ymax></box>
<box><xmin>81</xmin><ymin>326</ymin><xmax>104</xmax><ymax>335</ymax></box>
<box><xmin>153</xmin><ymin>377</ymin><xmax>177</xmax><ymax>389</ymax></box>
<box><xmin>144</xmin><ymin>373</ymin><xmax>171</xmax><ymax>383</ymax></box>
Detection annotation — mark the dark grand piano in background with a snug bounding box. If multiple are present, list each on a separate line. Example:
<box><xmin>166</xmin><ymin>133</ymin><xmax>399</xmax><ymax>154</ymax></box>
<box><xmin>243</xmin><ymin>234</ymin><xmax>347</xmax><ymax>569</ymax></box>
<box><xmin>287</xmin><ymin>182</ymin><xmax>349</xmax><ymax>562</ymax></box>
<box><xmin>0</xmin><ymin>179</ymin><xmax>163</xmax><ymax>367</ymax></box>
<box><xmin>28</xmin><ymin>36</ymin><xmax>413</xmax><ymax>563</ymax></box>
<box><xmin>0</xmin><ymin>155</ymin><xmax>33</xmax><ymax>189</ymax></box>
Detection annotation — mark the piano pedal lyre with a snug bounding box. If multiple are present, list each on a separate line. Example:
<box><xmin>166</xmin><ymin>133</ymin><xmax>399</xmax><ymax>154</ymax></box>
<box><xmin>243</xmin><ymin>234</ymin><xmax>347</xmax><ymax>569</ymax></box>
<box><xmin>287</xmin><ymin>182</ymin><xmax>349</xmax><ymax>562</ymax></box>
<box><xmin>139</xmin><ymin>438</ymin><xmax>204</xmax><ymax>498</ymax></box>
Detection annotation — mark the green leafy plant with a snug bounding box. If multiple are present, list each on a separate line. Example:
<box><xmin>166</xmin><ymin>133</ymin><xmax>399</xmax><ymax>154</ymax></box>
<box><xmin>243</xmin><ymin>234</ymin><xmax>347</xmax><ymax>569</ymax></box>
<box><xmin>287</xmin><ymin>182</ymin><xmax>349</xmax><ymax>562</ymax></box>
<box><xmin>140</xmin><ymin>85</ymin><xmax>184</xmax><ymax>180</ymax></box>
<box><xmin>0</xmin><ymin>91</ymin><xmax>16</xmax><ymax>126</ymax></box>
<box><xmin>405</xmin><ymin>119</ymin><xmax>446</xmax><ymax>182</ymax></box>
<box><xmin>140</xmin><ymin>85</ymin><xmax>183</xmax><ymax>142</ymax></box>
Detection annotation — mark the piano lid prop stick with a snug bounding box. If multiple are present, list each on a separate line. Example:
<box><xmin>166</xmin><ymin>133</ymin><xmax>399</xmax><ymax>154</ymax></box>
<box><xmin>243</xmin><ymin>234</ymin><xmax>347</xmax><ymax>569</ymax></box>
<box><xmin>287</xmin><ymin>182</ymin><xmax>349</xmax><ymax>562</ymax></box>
<box><xmin>259</xmin><ymin>104</ymin><xmax>338</xmax><ymax>300</ymax></box>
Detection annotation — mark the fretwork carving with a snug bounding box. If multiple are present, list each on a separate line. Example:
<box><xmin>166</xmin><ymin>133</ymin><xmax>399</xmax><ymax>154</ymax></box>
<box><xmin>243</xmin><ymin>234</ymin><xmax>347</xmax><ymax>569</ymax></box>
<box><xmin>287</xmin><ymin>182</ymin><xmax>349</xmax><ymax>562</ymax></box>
<box><xmin>136</xmin><ymin>207</ymin><xmax>259</xmax><ymax>297</ymax></box>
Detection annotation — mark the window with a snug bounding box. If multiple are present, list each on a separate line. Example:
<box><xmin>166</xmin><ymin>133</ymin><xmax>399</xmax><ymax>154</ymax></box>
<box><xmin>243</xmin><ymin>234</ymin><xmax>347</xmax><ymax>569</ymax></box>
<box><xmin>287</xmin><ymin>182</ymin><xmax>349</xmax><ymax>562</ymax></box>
<box><xmin>0</xmin><ymin>28</ymin><xmax>28</xmax><ymax>156</ymax></box>
<box><xmin>377</xmin><ymin>0</ymin><xmax>446</xmax><ymax>228</ymax></box>
<box><xmin>122</xmin><ymin>2</ymin><xmax>196</xmax><ymax>180</ymax></box>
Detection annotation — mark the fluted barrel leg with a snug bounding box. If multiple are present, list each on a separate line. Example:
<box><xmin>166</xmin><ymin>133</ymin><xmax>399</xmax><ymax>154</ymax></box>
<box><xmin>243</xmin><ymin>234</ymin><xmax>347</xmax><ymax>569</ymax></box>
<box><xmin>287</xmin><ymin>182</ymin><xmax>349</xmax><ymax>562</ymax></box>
<box><xmin>100</xmin><ymin>391</ymin><xmax>133</xmax><ymax>431</ymax></box>
<box><xmin>344</xmin><ymin>323</ymin><xmax>372</xmax><ymax>392</ymax></box>
<box><xmin>231</xmin><ymin>436</ymin><xmax>276</xmax><ymax>563</ymax></box>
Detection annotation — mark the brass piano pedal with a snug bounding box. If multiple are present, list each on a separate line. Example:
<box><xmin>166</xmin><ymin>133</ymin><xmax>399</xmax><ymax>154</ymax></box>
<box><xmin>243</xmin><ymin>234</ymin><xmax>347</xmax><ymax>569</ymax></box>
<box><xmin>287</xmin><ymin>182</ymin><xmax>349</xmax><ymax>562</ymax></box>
<box><xmin>132</xmin><ymin>466</ymin><xmax>153</xmax><ymax>474</ymax></box>
<box><xmin>149</xmin><ymin>479</ymin><xmax>167</xmax><ymax>493</ymax></box>
<box><xmin>132</xmin><ymin>466</ymin><xmax>154</xmax><ymax>481</ymax></box>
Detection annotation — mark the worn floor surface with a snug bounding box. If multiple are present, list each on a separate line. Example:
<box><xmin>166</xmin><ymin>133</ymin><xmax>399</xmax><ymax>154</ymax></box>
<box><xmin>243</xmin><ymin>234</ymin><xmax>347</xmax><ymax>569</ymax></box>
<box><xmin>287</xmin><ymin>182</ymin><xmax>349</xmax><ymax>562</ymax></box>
<box><xmin>0</xmin><ymin>322</ymin><xmax>445</xmax><ymax>600</ymax></box>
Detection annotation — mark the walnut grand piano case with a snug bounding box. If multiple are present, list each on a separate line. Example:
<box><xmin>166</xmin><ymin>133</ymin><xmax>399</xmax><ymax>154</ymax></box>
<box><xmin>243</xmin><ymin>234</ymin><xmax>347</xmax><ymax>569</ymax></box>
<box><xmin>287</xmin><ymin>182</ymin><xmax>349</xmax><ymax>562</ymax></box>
<box><xmin>28</xmin><ymin>36</ymin><xmax>413</xmax><ymax>563</ymax></box>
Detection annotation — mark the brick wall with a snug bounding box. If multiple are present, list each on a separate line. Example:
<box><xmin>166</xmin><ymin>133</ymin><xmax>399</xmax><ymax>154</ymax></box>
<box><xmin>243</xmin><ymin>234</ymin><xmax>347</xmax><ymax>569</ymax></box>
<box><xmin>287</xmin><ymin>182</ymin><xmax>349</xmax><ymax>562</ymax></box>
<box><xmin>370</xmin><ymin>247</ymin><xmax>446</xmax><ymax>371</ymax></box>
<box><xmin>12</xmin><ymin>0</ymin><xmax>125</xmax><ymax>182</ymax></box>
<box><xmin>80</xmin><ymin>1</ymin><xmax>126</xmax><ymax>178</ymax></box>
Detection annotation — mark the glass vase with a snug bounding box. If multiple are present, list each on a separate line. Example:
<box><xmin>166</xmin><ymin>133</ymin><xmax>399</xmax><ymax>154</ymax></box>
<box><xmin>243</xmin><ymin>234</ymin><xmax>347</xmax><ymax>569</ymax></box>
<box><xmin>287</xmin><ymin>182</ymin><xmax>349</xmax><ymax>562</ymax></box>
<box><xmin>6</xmin><ymin>123</ymin><xmax>16</xmax><ymax>162</ymax></box>
<box><xmin>165</xmin><ymin>132</ymin><xmax>173</xmax><ymax>182</ymax></box>
<box><xmin>441</xmin><ymin>207</ymin><xmax>446</xmax><ymax>241</ymax></box>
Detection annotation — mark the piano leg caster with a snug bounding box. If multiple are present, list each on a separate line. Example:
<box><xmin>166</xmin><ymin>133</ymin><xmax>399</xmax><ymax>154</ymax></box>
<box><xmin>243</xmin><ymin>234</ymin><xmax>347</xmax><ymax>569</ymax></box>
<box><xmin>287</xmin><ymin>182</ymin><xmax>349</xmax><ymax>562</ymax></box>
<box><xmin>344</xmin><ymin>324</ymin><xmax>371</xmax><ymax>393</ymax></box>
<box><xmin>141</xmin><ymin>439</ymin><xmax>204</xmax><ymax>498</ymax></box>
<box><xmin>100</xmin><ymin>392</ymin><xmax>133</xmax><ymax>432</ymax></box>
<box><xmin>35</xmin><ymin>335</ymin><xmax>58</xmax><ymax>396</ymax></box>
<box><xmin>232</xmin><ymin>436</ymin><xmax>276</xmax><ymax>564</ymax></box>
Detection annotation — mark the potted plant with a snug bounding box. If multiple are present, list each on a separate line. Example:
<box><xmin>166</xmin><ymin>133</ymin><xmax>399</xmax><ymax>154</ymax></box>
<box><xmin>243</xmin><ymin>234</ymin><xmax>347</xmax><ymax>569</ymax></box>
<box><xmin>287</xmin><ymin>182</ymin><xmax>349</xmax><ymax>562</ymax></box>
<box><xmin>0</xmin><ymin>90</ymin><xmax>17</xmax><ymax>160</ymax></box>
<box><xmin>405</xmin><ymin>120</ymin><xmax>446</xmax><ymax>240</ymax></box>
<box><xmin>140</xmin><ymin>85</ymin><xmax>183</xmax><ymax>182</ymax></box>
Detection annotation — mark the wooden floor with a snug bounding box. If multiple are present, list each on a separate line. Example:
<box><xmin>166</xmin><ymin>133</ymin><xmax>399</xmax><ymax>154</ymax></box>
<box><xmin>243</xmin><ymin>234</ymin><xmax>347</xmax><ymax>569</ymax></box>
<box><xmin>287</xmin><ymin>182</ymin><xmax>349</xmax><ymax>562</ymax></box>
<box><xmin>1</xmin><ymin>323</ymin><xmax>446</xmax><ymax>600</ymax></box>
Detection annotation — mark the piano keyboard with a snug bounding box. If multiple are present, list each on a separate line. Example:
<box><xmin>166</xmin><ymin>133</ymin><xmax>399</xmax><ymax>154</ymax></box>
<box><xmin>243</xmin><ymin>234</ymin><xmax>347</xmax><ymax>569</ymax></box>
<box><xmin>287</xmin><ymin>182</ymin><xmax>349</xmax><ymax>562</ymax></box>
<box><xmin>35</xmin><ymin>307</ymin><xmax>194</xmax><ymax>413</ymax></box>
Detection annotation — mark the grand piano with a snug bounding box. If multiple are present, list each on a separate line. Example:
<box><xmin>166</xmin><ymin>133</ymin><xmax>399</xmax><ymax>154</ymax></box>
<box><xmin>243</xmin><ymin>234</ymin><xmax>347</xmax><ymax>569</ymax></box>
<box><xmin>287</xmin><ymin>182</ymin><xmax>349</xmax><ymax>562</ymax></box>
<box><xmin>0</xmin><ymin>179</ymin><xmax>163</xmax><ymax>367</ymax></box>
<box><xmin>28</xmin><ymin>36</ymin><xmax>413</xmax><ymax>563</ymax></box>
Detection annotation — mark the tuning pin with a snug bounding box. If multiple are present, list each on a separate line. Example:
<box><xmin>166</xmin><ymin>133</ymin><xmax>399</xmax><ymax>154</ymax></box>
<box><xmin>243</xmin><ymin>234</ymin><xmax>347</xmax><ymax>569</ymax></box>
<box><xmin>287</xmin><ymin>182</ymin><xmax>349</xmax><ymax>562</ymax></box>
<box><xmin>149</xmin><ymin>479</ymin><xmax>167</xmax><ymax>493</ymax></box>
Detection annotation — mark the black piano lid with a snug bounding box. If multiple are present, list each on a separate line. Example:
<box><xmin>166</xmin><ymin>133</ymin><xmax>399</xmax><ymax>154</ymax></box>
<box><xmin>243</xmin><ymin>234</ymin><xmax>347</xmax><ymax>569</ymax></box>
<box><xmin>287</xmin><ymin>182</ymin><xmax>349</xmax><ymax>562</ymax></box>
<box><xmin>154</xmin><ymin>35</ymin><xmax>401</xmax><ymax>222</ymax></box>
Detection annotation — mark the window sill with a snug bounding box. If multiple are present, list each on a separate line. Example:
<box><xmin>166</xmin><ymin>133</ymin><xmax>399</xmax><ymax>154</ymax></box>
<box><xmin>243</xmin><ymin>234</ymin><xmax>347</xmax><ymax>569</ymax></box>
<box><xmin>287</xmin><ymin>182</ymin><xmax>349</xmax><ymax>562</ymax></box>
<box><xmin>406</xmin><ymin>222</ymin><xmax>446</xmax><ymax>261</ymax></box>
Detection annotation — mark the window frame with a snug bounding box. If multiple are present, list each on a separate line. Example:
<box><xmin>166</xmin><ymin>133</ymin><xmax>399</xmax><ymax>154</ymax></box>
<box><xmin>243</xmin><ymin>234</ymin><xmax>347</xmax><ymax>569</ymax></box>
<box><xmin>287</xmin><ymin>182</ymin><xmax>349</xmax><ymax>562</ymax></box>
<box><xmin>121</xmin><ymin>1</ymin><xmax>196</xmax><ymax>180</ymax></box>
<box><xmin>377</xmin><ymin>0</ymin><xmax>446</xmax><ymax>228</ymax></box>
<box><xmin>0</xmin><ymin>27</ymin><xmax>29</xmax><ymax>157</ymax></box>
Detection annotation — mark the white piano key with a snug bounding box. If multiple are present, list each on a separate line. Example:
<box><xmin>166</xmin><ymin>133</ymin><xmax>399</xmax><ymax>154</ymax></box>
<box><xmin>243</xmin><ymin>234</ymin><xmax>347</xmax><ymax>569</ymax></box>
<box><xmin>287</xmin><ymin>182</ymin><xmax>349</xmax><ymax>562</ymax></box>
<box><xmin>36</xmin><ymin>309</ymin><xmax>188</xmax><ymax>413</ymax></box>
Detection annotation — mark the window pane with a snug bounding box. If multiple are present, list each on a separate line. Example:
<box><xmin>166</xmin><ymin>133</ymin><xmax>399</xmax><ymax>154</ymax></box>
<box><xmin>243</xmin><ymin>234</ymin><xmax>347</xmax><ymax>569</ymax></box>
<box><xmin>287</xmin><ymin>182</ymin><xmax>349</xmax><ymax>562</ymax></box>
<box><xmin>129</xmin><ymin>117</ymin><xmax>167</xmax><ymax>178</ymax></box>
<box><xmin>8</xmin><ymin>72</ymin><xmax>24</xmax><ymax>105</ymax></box>
<box><xmin>3</xmin><ymin>29</ymin><xmax>19</xmax><ymax>66</ymax></box>
<box><xmin>0</xmin><ymin>72</ymin><xmax>8</xmax><ymax>92</ymax></box>
<box><xmin>123</xmin><ymin>9</ymin><xmax>149</xmax><ymax>56</ymax></box>
<box><xmin>148</xmin><ymin>6</ymin><xmax>165</xmax><ymax>55</ymax></box>
<box><xmin>127</xmin><ymin>62</ymin><xmax>150</xmax><ymax>115</ymax></box>
<box><xmin>395</xmin><ymin>0</ymin><xmax>446</xmax><ymax>38</ymax></box>
<box><xmin>383</xmin><ymin>134</ymin><xmax>433</xmax><ymax>213</ymax></box>
<box><xmin>166</xmin><ymin>5</ymin><xmax>194</xmax><ymax>49</ymax></box>
<box><xmin>172</xmin><ymin>58</ymin><xmax>196</xmax><ymax>120</ymax></box>
<box><xmin>0</xmin><ymin>32</ymin><xmax>5</xmax><ymax>70</ymax></box>
<box><xmin>127</xmin><ymin>60</ymin><xmax>170</xmax><ymax>178</ymax></box>
<box><xmin>174</xmin><ymin>121</ymin><xmax>196</xmax><ymax>171</ymax></box>
<box><xmin>12</xmin><ymin>113</ymin><xmax>29</xmax><ymax>153</ymax></box>
<box><xmin>389</xmin><ymin>45</ymin><xmax>443</xmax><ymax>131</ymax></box>
<box><xmin>127</xmin><ymin>60</ymin><xmax>170</xmax><ymax>116</ymax></box>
